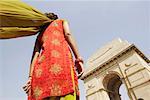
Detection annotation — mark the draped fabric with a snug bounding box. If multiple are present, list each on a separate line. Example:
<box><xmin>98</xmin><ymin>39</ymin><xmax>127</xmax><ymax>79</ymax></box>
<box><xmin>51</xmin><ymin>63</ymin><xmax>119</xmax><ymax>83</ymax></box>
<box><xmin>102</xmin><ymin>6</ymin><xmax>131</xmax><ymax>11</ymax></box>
<box><xmin>0</xmin><ymin>0</ymin><xmax>52</xmax><ymax>39</ymax></box>
<box><xmin>29</xmin><ymin>20</ymin><xmax>79</xmax><ymax>100</ymax></box>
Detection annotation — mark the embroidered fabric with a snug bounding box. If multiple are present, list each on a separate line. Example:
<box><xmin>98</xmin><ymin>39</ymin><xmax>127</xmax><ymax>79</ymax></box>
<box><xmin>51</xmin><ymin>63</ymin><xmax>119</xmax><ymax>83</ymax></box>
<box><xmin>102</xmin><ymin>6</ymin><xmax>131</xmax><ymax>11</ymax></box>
<box><xmin>28</xmin><ymin>20</ymin><xmax>79</xmax><ymax>100</ymax></box>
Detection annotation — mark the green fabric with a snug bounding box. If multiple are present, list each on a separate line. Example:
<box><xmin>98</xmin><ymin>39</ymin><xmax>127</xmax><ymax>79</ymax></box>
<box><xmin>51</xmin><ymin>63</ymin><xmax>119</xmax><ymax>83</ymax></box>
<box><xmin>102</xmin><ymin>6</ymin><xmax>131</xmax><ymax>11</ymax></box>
<box><xmin>47</xmin><ymin>94</ymin><xmax>76</xmax><ymax>100</ymax></box>
<box><xmin>60</xmin><ymin>94</ymin><xmax>76</xmax><ymax>100</ymax></box>
<box><xmin>0</xmin><ymin>0</ymin><xmax>52</xmax><ymax>39</ymax></box>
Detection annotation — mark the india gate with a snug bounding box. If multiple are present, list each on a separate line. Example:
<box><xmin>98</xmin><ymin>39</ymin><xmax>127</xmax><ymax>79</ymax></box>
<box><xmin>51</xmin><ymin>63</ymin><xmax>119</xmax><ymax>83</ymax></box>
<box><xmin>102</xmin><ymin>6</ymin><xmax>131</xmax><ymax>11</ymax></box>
<box><xmin>81</xmin><ymin>38</ymin><xmax>150</xmax><ymax>100</ymax></box>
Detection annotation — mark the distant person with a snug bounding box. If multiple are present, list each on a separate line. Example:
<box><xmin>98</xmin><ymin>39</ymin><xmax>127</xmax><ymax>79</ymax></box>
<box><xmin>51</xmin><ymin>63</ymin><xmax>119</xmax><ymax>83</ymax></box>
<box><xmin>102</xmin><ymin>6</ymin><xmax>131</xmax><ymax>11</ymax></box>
<box><xmin>23</xmin><ymin>13</ymin><xmax>84</xmax><ymax>100</ymax></box>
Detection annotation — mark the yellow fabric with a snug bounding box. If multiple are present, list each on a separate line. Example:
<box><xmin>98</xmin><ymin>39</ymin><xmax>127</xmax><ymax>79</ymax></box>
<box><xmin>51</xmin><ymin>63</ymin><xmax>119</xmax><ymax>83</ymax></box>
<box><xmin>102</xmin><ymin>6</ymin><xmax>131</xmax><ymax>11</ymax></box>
<box><xmin>48</xmin><ymin>94</ymin><xmax>76</xmax><ymax>100</ymax></box>
<box><xmin>60</xmin><ymin>94</ymin><xmax>76</xmax><ymax>100</ymax></box>
<box><xmin>0</xmin><ymin>0</ymin><xmax>52</xmax><ymax>39</ymax></box>
<box><xmin>70</xmin><ymin>65</ymin><xmax>76</xmax><ymax>100</ymax></box>
<box><xmin>0</xmin><ymin>27</ymin><xmax>38</xmax><ymax>39</ymax></box>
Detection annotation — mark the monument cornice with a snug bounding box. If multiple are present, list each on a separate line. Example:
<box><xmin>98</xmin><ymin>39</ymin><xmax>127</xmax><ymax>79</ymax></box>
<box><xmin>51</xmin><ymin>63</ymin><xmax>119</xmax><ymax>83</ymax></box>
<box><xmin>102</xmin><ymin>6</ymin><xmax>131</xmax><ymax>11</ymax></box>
<box><xmin>81</xmin><ymin>44</ymin><xmax>150</xmax><ymax>80</ymax></box>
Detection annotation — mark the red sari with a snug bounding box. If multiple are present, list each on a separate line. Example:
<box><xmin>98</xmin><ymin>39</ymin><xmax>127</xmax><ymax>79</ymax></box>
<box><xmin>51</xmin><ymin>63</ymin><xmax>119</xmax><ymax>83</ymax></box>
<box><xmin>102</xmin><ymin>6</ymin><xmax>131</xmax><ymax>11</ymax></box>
<box><xmin>28</xmin><ymin>19</ymin><xmax>79</xmax><ymax>100</ymax></box>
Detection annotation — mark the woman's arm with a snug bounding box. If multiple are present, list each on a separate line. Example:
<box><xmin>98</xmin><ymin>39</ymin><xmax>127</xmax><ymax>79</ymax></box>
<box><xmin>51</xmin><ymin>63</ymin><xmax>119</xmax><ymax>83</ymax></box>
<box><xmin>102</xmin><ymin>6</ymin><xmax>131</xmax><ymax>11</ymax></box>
<box><xmin>23</xmin><ymin>35</ymin><xmax>41</xmax><ymax>94</ymax></box>
<box><xmin>63</xmin><ymin>20</ymin><xmax>81</xmax><ymax>59</ymax></box>
<box><xmin>63</xmin><ymin>20</ymin><xmax>84</xmax><ymax>78</ymax></box>
<box><xmin>29</xmin><ymin>35</ymin><xmax>41</xmax><ymax>77</ymax></box>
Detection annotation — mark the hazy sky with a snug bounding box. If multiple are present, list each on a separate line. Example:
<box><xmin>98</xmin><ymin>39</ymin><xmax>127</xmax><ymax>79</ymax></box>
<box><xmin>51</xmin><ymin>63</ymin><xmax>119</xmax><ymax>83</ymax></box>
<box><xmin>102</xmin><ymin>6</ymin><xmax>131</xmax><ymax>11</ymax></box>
<box><xmin>0</xmin><ymin>0</ymin><xmax>149</xmax><ymax>100</ymax></box>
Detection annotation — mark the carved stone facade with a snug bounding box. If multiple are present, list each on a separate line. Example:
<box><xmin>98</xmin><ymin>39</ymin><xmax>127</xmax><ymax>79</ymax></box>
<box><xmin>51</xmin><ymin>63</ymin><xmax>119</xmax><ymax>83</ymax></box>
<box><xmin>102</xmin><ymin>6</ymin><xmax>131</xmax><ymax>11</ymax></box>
<box><xmin>81</xmin><ymin>38</ymin><xmax>150</xmax><ymax>100</ymax></box>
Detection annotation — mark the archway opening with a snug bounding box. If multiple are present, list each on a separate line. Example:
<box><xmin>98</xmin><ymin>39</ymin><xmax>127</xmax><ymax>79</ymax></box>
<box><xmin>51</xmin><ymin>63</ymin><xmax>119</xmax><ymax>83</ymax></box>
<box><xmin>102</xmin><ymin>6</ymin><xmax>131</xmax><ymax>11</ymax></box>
<box><xmin>107</xmin><ymin>74</ymin><xmax>122</xmax><ymax>100</ymax></box>
<box><xmin>119</xmin><ymin>84</ymin><xmax>130</xmax><ymax>100</ymax></box>
<box><xmin>103</xmin><ymin>73</ymin><xmax>128</xmax><ymax>100</ymax></box>
<box><xmin>103</xmin><ymin>73</ymin><xmax>130</xmax><ymax>100</ymax></box>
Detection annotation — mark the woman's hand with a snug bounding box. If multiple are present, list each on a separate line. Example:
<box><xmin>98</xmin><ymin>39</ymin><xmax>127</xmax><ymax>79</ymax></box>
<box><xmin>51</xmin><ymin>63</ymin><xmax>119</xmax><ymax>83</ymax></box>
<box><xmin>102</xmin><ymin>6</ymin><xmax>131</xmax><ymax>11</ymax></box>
<box><xmin>22</xmin><ymin>77</ymin><xmax>32</xmax><ymax>95</ymax></box>
<box><xmin>75</xmin><ymin>59</ymin><xmax>84</xmax><ymax>79</ymax></box>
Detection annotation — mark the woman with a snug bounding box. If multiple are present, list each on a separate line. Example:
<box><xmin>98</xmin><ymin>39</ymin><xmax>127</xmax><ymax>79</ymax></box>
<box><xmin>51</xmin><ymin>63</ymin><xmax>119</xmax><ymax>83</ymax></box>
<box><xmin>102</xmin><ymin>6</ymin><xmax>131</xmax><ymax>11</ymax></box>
<box><xmin>23</xmin><ymin>13</ymin><xmax>84</xmax><ymax>100</ymax></box>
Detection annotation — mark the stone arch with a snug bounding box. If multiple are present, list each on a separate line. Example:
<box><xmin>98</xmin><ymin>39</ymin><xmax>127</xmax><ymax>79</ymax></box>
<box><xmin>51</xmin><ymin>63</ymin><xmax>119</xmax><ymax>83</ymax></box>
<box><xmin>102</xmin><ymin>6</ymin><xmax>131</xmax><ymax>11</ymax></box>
<box><xmin>81</xmin><ymin>39</ymin><xmax>150</xmax><ymax>100</ymax></box>
<box><xmin>102</xmin><ymin>71</ymin><xmax>122</xmax><ymax>88</ymax></box>
<box><xmin>103</xmin><ymin>72</ymin><xmax>122</xmax><ymax>100</ymax></box>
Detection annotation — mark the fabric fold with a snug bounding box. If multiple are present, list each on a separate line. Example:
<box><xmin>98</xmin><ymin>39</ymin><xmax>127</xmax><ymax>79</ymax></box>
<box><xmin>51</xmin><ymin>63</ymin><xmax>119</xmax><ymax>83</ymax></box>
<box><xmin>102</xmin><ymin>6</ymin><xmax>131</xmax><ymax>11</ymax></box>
<box><xmin>0</xmin><ymin>0</ymin><xmax>52</xmax><ymax>39</ymax></box>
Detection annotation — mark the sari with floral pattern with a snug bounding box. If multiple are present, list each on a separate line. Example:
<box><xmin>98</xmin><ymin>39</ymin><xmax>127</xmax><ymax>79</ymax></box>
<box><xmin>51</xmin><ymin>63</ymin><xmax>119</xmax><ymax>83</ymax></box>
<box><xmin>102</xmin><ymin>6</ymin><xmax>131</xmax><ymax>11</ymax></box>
<box><xmin>28</xmin><ymin>19</ymin><xmax>79</xmax><ymax>100</ymax></box>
